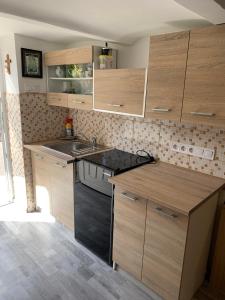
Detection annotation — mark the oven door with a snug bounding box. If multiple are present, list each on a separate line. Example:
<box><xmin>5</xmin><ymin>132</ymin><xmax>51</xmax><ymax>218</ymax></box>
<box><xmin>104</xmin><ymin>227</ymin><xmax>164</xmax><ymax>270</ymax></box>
<box><xmin>74</xmin><ymin>160</ymin><xmax>113</xmax><ymax>265</ymax></box>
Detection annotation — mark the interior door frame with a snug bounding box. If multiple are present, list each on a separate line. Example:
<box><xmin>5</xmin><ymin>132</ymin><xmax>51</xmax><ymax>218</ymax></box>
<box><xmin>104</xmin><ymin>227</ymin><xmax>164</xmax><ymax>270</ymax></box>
<box><xmin>0</xmin><ymin>55</ymin><xmax>14</xmax><ymax>203</ymax></box>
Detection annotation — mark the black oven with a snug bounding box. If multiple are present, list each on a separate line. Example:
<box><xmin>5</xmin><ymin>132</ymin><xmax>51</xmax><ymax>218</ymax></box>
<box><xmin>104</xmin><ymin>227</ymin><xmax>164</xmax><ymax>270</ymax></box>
<box><xmin>74</xmin><ymin>160</ymin><xmax>114</xmax><ymax>265</ymax></box>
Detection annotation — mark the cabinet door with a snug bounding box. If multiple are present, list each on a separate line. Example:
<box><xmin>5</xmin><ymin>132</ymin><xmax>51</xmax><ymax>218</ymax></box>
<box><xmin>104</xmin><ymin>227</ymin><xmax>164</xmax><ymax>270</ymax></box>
<box><xmin>67</xmin><ymin>94</ymin><xmax>93</xmax><ymax>110</ymax></box>
<box><xmin>47</xmin><ymin>93</ymin><xmax>68</xmax><ymax>107</ymax></box>
<box><xmin>50</xmin><ymin>159</ymin><xmax>74</xmax><ymax>231</ymax></box>
<box><xmin>142</xmin><ymin>202</ymin><xmax>188</xmax><ymax>300</ymax></box>
<box><xmin>113</xmin><ymin>188</ymin><xmax>147</xmax><ymax>280</ymax></box>
<box><xmin>94</xmin><ymin>68</ymin><xmax>146</xmax><ymax>116</ymax></box>
<box><xmin>45</xmin><ymin>47</ymin><xmax>92</xmax><ymax>66</ymax></box>
<box><xmin>145</xmin><ymin>31</ymin><xmax>189</xmax><ymax>121</ymax></box>
<box><xmin>182</xmin><ymin>25</ymin><xmax>225</xmax><ymax>126</ymax></box>
<box><xmin>32</xmin><ymin>152</ymin><xmax>52</xmax><ymax>214</ymax></box>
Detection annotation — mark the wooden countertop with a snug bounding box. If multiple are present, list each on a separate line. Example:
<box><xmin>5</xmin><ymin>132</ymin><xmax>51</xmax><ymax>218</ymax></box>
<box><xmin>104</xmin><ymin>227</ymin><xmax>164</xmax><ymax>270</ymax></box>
<box><xmin>24</xmin><ymin>139</ymin><xmax>111</xmax><ymax>164</ymax></box>
<box><xmin>109</xmin><ymin>162</ymin><xmax>225</xmax><ymax>215</ymax></box>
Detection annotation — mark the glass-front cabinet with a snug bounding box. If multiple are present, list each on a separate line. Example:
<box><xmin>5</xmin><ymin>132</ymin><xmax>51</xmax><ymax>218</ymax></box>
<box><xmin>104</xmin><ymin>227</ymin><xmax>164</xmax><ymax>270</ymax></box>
<box><xmin>45</xmin><ymin>47</ymin><xmax>94</xmax><ymax>110</ymax></box>
<box><xmin>47</xmin><ymin>64</ymin><xmax>93</xmax><ymax>95</ymax></box>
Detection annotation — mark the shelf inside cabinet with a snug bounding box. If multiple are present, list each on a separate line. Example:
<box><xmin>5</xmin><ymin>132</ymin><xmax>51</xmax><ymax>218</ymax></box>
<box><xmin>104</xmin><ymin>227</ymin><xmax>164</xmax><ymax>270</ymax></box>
<box><xmin>49</xmin><ymin>77</ymin><xmax>93</xmax><ymax>80</ymax></box>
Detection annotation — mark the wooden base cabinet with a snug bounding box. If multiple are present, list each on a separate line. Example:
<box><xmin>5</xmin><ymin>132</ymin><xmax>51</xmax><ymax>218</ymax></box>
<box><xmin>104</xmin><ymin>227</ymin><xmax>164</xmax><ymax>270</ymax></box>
<box><xmin>113</xmin><ymin>188</ymin><xmax>219</xmax><ymax>300</ymax></box>
<box><xmin>32</xmin><ymin>152</ymin><xmax>74</xmax><ymax>230</ymax></box>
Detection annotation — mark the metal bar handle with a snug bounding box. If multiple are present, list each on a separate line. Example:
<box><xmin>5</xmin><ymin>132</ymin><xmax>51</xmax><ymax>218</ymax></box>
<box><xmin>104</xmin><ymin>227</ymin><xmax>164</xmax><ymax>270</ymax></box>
<box><xmin>154</xmin><ymin>206</ymin><xmax>178</xmax><ymax>219</ymax></box>
<box><xmin>34</xmin><ymin>153</ymin><xmax>44</xmax><ymax>160</ymax></box>
<box><xmin>54</xmin><ymin>162</ymin><xmax>66</xmax><ymax>168</ymax></box>
<box><xmin>190</xmin><ymin>112</ymin><xmax>215</xmax><ymax>117</ymax></box>
<box><xmin>121</xmin><ymin>192</ymin><xmax>138</xmax><ymax>201</ymax></box>
<box><xmin>107</xmin><ymin>104</ymin><xmax>124</xmax><ymax>107</ymax></box>
<box><xmin>152</xmin><ymin>108</ymin><xmax>171</xmax><ymax>112</ymax></box>
<box><xmin>103</xmin><ymin>172</ymin><xmax>111</xmax><ymax>177</ymax></box>
<box><xmin>74</xmin><ymin>101</ymin><xmax>85</xmax><ymax>104</ymax></box>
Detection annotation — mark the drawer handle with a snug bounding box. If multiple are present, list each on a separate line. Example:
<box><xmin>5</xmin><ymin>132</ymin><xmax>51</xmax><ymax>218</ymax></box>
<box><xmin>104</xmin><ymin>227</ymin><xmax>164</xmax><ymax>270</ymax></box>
<box><xmin>107</xmin><ymin>104</ymin><xmax>124</xmax><ymax>107</ymax></box>
<box><xmin>34</xmin><ymin>154</ymin><xmax>44</xmax><ymax>160</ymax></box>
<box><xmin>121</xmin><ymin>192</ymin><xmax>138</xmax><ymax>201</ymax></box>
<box><xmin>103</xmin><ymin>172</ymin><xmax>111</xmax><ymax>177</ymax></box>
<box><xmin>74</xmin><ymin>101</ymin><xmax>85</xmax><ymax>104</ymax></box>
<box><xmin>190</xmin><ymin>112</ymin><xmax>215</xmax><ymax>117</ymax></box>
<box><xmin>54</xmin><ymin>162</ymin><xmax>66</xmax><ymax>168</ymax></box>
<box><xmin>152</xmin><ymin>108</ymin><xmax>171</xmax><ymax>112</ymax></box>
<box><xmin>155</xmin><ymin>207</ymin><xmax>178</xmax><ymax>219</ymax></box>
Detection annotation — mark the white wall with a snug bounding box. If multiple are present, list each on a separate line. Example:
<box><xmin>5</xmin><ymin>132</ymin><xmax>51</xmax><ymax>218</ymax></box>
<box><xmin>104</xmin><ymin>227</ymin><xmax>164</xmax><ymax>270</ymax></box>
<box><xmin>66</xmin><ymin>36</ymin><xmax>150</xmax><ymax>69</ymax></box>
<box><xmin>14</xmin><ymin>34</ymin><xmax>64</xmax><ymax>93</ymax></box>
<box><xmin>0</xmin><ymin>34</ymin><xmax>20</xmax><ymax>94</ymax></box>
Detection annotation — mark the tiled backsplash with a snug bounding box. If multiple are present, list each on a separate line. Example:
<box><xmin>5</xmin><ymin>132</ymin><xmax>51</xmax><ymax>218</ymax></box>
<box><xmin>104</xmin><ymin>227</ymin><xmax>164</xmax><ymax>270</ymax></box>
<box><xmin>70</xmin><ymin>109</ymin><xmax>225</xmax><ymax>179</ymax></box>
<box><xmin>6</xmin><ymin>93</ymin><xmax>68</xmax><ymax>211</ymax></box>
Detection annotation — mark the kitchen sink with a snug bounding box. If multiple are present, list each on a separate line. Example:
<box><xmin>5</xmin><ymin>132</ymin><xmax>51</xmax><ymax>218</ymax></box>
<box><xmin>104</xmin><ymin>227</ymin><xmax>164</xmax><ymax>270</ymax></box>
<box><xmin>43</xmin><ymin>141</ymin><xmax>100</xmax><ymax>156</ymax></box>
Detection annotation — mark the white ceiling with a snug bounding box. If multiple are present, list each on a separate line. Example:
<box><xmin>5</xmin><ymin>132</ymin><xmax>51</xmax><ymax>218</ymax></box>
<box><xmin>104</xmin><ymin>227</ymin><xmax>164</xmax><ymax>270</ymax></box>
<box><xmin>0</xmin><ymin>0</ymin><xmax>223</xmax><ymax>44</ymax></box>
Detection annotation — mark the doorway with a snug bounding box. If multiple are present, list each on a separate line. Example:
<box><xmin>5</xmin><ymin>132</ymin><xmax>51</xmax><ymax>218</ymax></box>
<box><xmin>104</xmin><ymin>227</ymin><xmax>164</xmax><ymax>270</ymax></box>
<box><xmin>0</xmin><ymin>58</ymin><xmax>14</xmax><ymax>206</ymax></box>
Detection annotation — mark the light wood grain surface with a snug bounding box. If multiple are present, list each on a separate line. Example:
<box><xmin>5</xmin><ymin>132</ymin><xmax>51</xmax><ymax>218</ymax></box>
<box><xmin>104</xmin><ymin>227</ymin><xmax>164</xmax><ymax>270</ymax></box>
<box><xmin>182</xmin><ymin>25</ymin><xmax>225</xmax><ymax>127</ymax></box>
<box><xmin>109</xmin><ymin>162</ymin><xmax>225</xmax><ymax>215</ymax></box>
<box><xmin>145</xmin><ymin>31</ymin><xmax>189</xmax><ymax>121</ymax></box>
<box><xmin>113</xmin><ymin>187</ymin><xmax>147</xmax><ymax>280</ymax></box>
<box><xmin>68</xmin><ymin>94</ymin><xmax>93</xmax><ymax>110</ymax></box>
<box><xmin>94</xmin><ymin>68</ymin><xmax>146</xmax><ymax>115</ymax></box>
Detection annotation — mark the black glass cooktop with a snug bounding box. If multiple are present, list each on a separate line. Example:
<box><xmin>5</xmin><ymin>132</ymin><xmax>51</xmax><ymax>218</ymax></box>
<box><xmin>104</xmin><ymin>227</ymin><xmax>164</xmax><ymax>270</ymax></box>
<box><xmin>81</xmin><ymin>149</ymin><xmax>153</xmax><ymax>174</ymax></box>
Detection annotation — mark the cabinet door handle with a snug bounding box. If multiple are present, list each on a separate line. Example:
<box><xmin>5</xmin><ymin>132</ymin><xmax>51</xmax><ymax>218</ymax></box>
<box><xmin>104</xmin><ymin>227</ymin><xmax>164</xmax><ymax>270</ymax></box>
<box><xmin>154</xmin><ymin>206</ymin><xmax>178</xmax><ymax>219</ymax></box>
<box><xmin>121</xmin><ymin>192</ymin><xmax>138</xmax><ymax>201</ymax></box>
<box><xmin>74</xmin><ymin>101</ymin><xmax>85</xmax><ymax>104</ymax></box>
<box><xmin>34</xmin><ymin>154</ymin><xmax>44</xmax><ymax>160</ymax></box>
<box><xmin>107</xmin><ymin>104</ymin><xmax>124</xmax><ymax>107</ymax></box>
<box><xmin>190</xmin><ymin>112</ymin><xmax>215</xmax><ymax>117</ymax></box>
<box><xmin>152</xmin><ymin>108</ymin><xmax>171</xmax><ymax>112</ymax></box>
<box><xmin>103</xmin><ymin>172</ymin><xmax>111</xmax><ymax>177</ymax></box>
<box><xmin>54</xmin><ymin>162</ymin><xmax>66</xmax><ymax>168</ymax></box>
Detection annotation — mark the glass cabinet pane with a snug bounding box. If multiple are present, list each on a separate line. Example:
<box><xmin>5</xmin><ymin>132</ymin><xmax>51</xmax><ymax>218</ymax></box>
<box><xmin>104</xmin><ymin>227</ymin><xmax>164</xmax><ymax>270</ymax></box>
<box><xmin>47</xmin><ymin>63</ymin><xmax>93</xmax><ymax>95</ymax></box>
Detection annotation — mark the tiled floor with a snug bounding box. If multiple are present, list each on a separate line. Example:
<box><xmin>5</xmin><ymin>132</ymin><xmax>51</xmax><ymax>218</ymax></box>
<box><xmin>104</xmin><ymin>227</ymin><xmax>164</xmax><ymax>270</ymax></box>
<box><xmin>0</xmin><ymin>205</ymin><xmax>160</xmax><ymax>300</ymax></box>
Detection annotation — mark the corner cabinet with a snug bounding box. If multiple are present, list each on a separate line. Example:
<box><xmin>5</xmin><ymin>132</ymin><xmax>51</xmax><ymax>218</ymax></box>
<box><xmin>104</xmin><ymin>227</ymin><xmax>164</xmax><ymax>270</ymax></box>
<box><xmin>145</xmin><ymin>31</ymin><xmax>189</xmax><ymax>121</ymax></box>
<box><xmin>181</xmin><ymin>25</ymin><xmax>225</xmax><ymax>127</ymax></box>
<box><xmin>94</xmin><ymin>68</ymin><xmax>146</xmax><ymax>116</ymax></box>
<box><xmin>45</xmin><ymin>47</ymin><xmax>94</xmax><ymax>110</ymax></box>
<box><xmin>112</xmin><ymin>187</ymin><xmax>219</xmax><ymax>300</ymax></box>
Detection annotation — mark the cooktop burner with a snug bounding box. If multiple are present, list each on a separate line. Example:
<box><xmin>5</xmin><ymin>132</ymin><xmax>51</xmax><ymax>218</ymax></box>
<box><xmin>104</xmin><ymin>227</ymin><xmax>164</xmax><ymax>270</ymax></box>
<box><xmin>81</xmin><ymin>149</ymin><xmax>153</xmax><ymax>174</ymax></box>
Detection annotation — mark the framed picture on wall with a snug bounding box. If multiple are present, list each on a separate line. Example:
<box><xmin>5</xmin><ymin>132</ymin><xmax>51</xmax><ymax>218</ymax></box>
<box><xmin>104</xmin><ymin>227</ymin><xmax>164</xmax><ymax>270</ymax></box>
<box><xmin>21</xmin><ymin>48</ymin><xmax>43</xmax><ymax>78</ymax></box>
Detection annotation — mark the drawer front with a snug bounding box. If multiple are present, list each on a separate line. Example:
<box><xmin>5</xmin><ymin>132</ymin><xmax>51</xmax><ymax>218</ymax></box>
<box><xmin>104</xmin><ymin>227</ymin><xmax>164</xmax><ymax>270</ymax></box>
<box><xmin>113</xmin><ymin>187</ymin><xmax>147</xmax><ymax>280</ymax></box>
<box><xmin>67</xmin><ymin>94</ymin><xmax>93</xmax><ymax>110</ymax></box>
<box><xmin>94</xmin><ymin>68</ymin><xmax>145</xmax><ymax>115</ymax></box>
<box><xmin>47</xmin><ymin>93</ymin><xmax>68</xmax><ymax>107</ymax></box>
<box><xmin>142</xmin><ymin>202</ymin><xmax>188</xmax><ymax>300</ymax></box>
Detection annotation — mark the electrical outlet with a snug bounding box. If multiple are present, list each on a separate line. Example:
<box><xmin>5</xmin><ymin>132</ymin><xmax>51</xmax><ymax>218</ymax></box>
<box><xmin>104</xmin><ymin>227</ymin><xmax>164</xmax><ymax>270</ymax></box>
<box><xmin>203</xmin><ymin>148</ymin><xmax>215</xmax><ymax>160</ymax></box>
<box><xmin>171</xmin><ymin>142</ymin><xmax>215</xmax><ymax>161</ymax></box>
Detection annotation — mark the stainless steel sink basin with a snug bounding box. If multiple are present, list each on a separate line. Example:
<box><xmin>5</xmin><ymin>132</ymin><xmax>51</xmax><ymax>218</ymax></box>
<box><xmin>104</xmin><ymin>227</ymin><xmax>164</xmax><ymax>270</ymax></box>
<box><xmin>42</xmin><ymin>141</ymin><xmax>100</xmax><ymax>156</ymax></box>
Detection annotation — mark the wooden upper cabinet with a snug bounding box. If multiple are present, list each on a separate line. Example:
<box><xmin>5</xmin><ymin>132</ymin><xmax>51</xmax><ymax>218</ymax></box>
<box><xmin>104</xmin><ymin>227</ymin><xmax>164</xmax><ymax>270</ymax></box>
<box><xmin>94</xmin><ymin>68</ymin><xmax>146</xmax><ymax>116</ymax></box>
<box><xmin>145</xmin><ymin>31</ymin><xmax>189</xmax><ymax>121</ymax></box>
<box><xmin>45</xmin><ymin>47</ymin><xmax>92</xmax><ymax>66</ymax></box>
<box><xmin>182</xmin><ymin>25</ymin><xmax>225</xmax><ymax>127</ymax></box>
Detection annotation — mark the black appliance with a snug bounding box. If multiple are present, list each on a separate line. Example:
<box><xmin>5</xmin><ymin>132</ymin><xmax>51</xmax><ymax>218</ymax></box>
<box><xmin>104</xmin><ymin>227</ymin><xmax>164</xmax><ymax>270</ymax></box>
<box><xmin>74</xmin><ymin>149</ymin><xmax>154</xmax><ymax>265</ymax></box>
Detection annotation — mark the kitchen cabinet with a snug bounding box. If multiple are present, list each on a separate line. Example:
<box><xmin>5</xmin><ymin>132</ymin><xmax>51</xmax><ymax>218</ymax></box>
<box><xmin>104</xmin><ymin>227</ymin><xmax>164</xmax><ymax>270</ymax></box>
<box><xmin>209</xmin><ymin>205</ymin><xmax>225</xmax><ymax>298</ymax></box>
<box><xmin>45</xmin><ymin>47</ymin><xmax>93</xmax><ymax>109</ymax></box>
<box><xmin>182</xmin><ymin>25</ymin><xmax>225</xmax><ymax>127</ymax></box>
<box><xmin>94</xmin><ymin>68</ymin><xmax>146</xmax><ymax>116</ymax></box>
<box><xmin>31</xmin><ymin>151</ymin><xmax>74</xmax><ymax>230</ymax></box>
<box><xmin>47</xmin><ymin>92</ymin><xmax>68</xmax><ymax>107</ymax></box>
<box><xmin>110</xmin><ymin>162</ymin><xmax>225</xmax><ymax>300</ymax></box>
<box><xmin>45</xmin><ymin>47</ymin><xmax>92</xmax><ymax>66</ymax></box>
<box><xmin>67</xmin><ymin>94</ymin><xmax>93</xmax><ymax>110</ymax></box>
<box><xmin>113</xmin><ymin>187</ymin><xmax>147</xmax><ymax>280</ymax></box>
<box><xmin>145</xmin><ymin>31</ymin><xmax>189</xmax><ymax>121</ymax></box>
